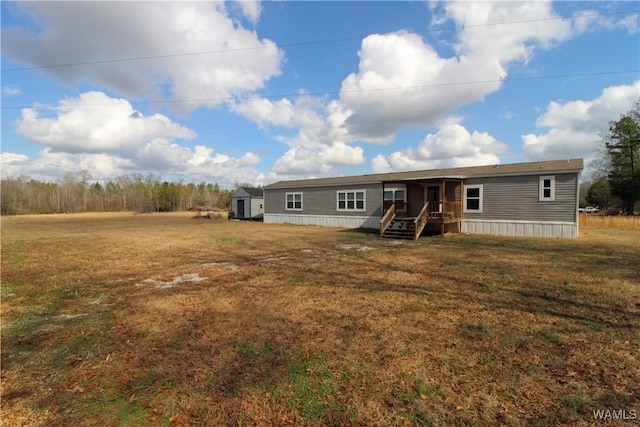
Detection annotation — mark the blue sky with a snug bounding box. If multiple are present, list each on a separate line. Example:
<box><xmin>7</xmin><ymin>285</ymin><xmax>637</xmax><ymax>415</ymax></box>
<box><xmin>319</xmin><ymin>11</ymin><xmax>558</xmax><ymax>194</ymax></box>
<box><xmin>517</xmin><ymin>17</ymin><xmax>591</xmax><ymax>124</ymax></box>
<box><xmin>1</xmin><ymin>1</ymin><xmax>638</xmax><ymax>187</ymax></box>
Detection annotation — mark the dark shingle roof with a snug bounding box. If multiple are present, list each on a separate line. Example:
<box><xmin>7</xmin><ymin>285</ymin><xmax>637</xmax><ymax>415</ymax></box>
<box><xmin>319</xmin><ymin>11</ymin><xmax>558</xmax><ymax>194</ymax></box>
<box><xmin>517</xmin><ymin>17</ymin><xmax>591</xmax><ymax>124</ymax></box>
<box><xmin>264</xmin><ymin>158</ymin><xmax>583</xmax><ymax>190</ymax></box>
<box><xmin>233</xmin><ymin>186</ymin><xmax>264</xmax><ymax>197</ymax></box>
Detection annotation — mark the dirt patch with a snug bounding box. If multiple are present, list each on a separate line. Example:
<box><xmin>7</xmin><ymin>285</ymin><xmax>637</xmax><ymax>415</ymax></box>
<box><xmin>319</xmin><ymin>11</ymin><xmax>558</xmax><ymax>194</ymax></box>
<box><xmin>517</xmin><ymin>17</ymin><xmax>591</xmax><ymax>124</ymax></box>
<box><xmin>338</xmin><ymin>243</ymin><xmax>375</xmax><ymax>251</ymax></box>
<box><xmin>200</xmin><ymin>262</ymin><xmax>239</xmax><ymax>271</ymax></box>
<box><xmin>136</xmin><ymin>273</ymin><xmax>208</xmax><ymax>289</ymax></box>
<box><xmin>259</xmin><ymin>253</ymin><xmax>290</xmax><ymax>262</ymax></box>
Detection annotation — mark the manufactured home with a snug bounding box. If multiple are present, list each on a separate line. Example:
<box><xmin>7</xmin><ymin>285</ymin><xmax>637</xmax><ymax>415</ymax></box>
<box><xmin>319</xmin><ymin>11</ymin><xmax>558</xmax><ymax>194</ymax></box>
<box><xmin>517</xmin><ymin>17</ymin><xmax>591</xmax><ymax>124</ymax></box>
<box><xmin>263</xmin><ymin>159</ymin><xmax>583</xmax><ymax>239</ymax></box>
<box><xmin>230</xmin><ymin>187</ymin><xmax>264</xmax><ymax>220</ymax></box>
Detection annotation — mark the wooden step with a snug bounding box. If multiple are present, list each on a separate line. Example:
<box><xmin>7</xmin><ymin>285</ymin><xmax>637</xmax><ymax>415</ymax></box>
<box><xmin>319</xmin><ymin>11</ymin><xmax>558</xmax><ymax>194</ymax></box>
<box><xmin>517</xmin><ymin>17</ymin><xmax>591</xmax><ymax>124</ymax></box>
<box><xmin>381</xmin><ymin>218</ymin><xmax>418</xmax><ymax>240</ymax></box>
<box><xmin>383</xmin><ymin>229</ymin><xmax>414</xmax><ymax>235</ymax></box>
<box><xmin>382</xmin><ymin>232</ymin><xmax>414</xmax><ymax>240</ymax></box>
<box><xmin>382</xmin><ymin>228</ymin><xmax>415</xmax><ymax>239</ymax></box>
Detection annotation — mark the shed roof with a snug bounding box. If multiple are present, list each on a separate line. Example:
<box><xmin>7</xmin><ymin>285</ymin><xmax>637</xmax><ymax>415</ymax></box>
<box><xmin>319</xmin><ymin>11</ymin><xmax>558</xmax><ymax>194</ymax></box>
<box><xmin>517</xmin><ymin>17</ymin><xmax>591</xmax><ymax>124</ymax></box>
<box><xmin>264</xmin><ymin>158</ymin><xmax>583</xmax><ymax>190</ymax></box>
<box><xmin>232</xmin><ymin>186</ymin><xmax>264</xmax><ymax>198</ymax></box>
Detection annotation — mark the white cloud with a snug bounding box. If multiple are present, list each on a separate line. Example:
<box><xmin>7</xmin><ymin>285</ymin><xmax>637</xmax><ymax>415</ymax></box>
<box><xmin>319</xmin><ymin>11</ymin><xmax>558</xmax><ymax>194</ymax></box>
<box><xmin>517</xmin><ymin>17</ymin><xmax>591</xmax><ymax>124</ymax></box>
<box><xmin>371</xmin><ymin>124</ymin><xmax>509</xmax><ymax>173</ymax></box>
<box><xmin>231</xmin><ymin>94</ymin><xmax>324</xmax><ymax>130</ymax></box>
<box><xmin>502</xmin><ymin>111</ymin><xmax>517</xmax><ymax>120</ymax></box>
<box><xmin>2</xmin><ymin>2</ymin><xmax>283</xmax><ymax>113</ymax></box>
<box><xmin>0</xmin><ymin>149</ymin><xmax>134</xmax><ymax>182</ymax></box>
<box><xmin>16</xmin><ymin>91</ymin><xmax>196</xmax><ymax>154</ymax></box>
<box><xmin>136</xmin><ymin>139</ymin><xmax>194</xmax><ymax>169</ymax></box>
<box><xmin>572</xmin><ymin>9</ymin><xmax>639</xmax><ymax>35</ymax></box>
<box><xmin>272</xmin><ymin>143</ymin><xmax>364</xmax><ymax>176</ymax></box>
<box><xmin>132</xmin><ymin>142</ymin><xmax>264</xmax><ymax>184</ymax></box>
<box><xmin>237</xmin><ymin>0</ymin><xmax>262</xmax><ymax>24</ymax></box>
<box><xmin>232</xmin><ymin>94</ymin><xmax>365</xmax><ymax>177</ymax></box>
<box><xmin>0</xmin><ymin>153</ymin><xmax>32</xmax><ymax>179</ymax></box>
<box><xmin>2</xmin><ymin>86</ymin><xmax>22</xmax><ymax>96</ymax></box>
<box><xmin>7</xmin><ymin>91</ymin><xmax>267</xmax><ymax>186</ymax></box>
<box><xmin>522</xmin><ymin>80</ymin><xmax>640</xmax><ymax>161</ymax></box>
<box><xmin>233</xmin><ymin>97</ymin><xmax>298</xmax><ymax>128</ymax></box>
<box><xmin>225</xmin><ymin>1</ymin><xmax>595</xmax><ymax>179</ymax></box>
<box><xmin>0</xmin><ymin>146</ymin><xmax>267</xmax><ymax>188</ymax></box>
<box><xmin>335</xmin><ymin>1</ymin><xmax>577</xmax><ymax>143</ymax></box>
<box><xmin>446</xmin><ymin>1</ymin><xmax>573</xmax><ymax>57</ymax></box>
<box><xmin>615</xmin><ymin>13</ymin><xmax>640</xmax><ymax>34</ymax></box>
<box><xmin>182</xmin><ymin>145</ymin><xmax>265</xmax><ymax>184</ymax></box>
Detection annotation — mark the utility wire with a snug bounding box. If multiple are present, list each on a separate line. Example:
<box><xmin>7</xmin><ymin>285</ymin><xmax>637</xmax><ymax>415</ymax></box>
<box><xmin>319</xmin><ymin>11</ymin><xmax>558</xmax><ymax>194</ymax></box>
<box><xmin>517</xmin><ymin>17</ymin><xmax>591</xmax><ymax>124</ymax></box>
<box><xmin>2</xmin><ymin>69</ymin><xmax>638</xmax><ymax>111</ymax></box>
<box><xmin>1</xmin><ymin>9</ymin><xmax>637</xmax><ymax>73</ymax></box>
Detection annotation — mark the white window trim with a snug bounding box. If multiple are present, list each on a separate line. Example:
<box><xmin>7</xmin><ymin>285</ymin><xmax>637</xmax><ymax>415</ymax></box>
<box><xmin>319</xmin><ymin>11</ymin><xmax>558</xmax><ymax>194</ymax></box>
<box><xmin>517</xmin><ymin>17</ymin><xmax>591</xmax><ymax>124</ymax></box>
<box><xmin>463</xmin><ymin>184</ymin><xmax>483</xmax><ymax>213</ymax></box>
<box><xmin>539</xmin><ymin>176</ymin><xmax>555</xmax><ymax>201</ymax></box>
<box><xmin>336</xmin><ymin>190</ymin><xmax>366</xmax><ymax>212</ymax></box>
<box><xmin>285</xmin><ymin>192</ymin><xmax>303</xmax><ymax>211</ymax></box>
<box><xmin>383</xmin><ymin>186</ymin><xmax>407</xmax><ymax>212</ymax></box>
<box><xmin>383</xmin><ymin>186</ymin><xmax>407</xmax><ymax>199</ymax></box>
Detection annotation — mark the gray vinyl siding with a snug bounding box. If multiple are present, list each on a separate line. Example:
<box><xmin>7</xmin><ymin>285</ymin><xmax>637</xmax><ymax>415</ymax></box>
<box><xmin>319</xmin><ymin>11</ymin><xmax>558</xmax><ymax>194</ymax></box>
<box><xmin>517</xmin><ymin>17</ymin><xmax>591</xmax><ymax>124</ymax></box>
<box><xmin>265</xmin><ymin>183</ymin><xmax>383</xmax><ymax>217</ymax></box>
<box><xmin>463</xmin><ymin>173</ymin><xmax>578</xmax><ymax>222</ymax></box>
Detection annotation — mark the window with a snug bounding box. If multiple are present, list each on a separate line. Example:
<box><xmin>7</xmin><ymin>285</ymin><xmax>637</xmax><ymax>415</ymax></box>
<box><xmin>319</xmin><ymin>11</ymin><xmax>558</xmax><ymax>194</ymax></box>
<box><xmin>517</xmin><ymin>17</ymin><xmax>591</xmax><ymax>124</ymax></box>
<box><xmin>286</xmin><ymin>192</ymin><xmax>303</xmax><ymax>210</ymax></box>
<box><xmin>337</xmin><ymin>190</ymin><xmax>366</xmax><ymax>211</ymax></box>
<box><xmin>539</xmin><ymin>176</ymin><xmax>555</xmax><ymax>201</ymax></box>
<box><xmin>463</xmin><ymin>184</ymin><xmax>483</xmax><ymax>213</ymax></box>
<box><xmin>383</xmin><ymin>186</ymin><xmax>406</xmax><ymax>211</ymax></box>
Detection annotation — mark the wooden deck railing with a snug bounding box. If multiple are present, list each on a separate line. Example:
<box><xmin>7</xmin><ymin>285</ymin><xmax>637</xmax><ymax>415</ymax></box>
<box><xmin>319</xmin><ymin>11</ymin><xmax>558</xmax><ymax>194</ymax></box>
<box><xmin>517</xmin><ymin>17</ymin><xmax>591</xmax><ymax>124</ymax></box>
<box><xmin>380</xmin><ymin>203</ymin><xmax>396</xmax><ymax>236</ymax></box>
<box><xmin>427</xmin><ymin>201</ymin><xmax>462</xmax><ymax>219</ymax></box>
<box><xmin>413</xmin><ymin>201</ymin><xmax>430</xmax><ymax>240</ymax></box>
<box><xmin>444</xmin><ymin>201</ymin><xmax>462</xmax><ymax>219</ymax></box>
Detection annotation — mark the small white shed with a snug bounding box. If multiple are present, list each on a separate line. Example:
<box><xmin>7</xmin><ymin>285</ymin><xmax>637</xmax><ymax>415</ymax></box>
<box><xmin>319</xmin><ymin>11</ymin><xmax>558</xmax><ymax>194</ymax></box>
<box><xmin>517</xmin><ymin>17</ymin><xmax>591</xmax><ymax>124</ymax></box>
<box><xmin>230</xmin><ymin>187</ymin><xmax>264</xmax><ymax>220</ymax></box>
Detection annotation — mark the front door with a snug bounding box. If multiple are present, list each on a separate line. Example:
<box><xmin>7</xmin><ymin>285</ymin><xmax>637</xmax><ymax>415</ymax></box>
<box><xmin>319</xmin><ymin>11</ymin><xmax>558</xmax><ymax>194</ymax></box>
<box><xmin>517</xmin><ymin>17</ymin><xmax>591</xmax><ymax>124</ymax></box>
<box><xmin>426</xmin><ymin>186</ymin><xmax>441</xmax><ymax>214</ymax></box>
<box><xmin>237</xmin><ymin>199</ymin><xmax>245</xmax><ymax>218</ymax></box>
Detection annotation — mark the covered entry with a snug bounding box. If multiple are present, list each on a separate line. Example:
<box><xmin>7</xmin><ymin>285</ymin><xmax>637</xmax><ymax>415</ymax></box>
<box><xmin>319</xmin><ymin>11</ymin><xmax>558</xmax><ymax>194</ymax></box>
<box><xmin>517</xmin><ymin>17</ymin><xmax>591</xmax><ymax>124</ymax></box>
<box><xmin>380</xmin><ymin>178</ymin><xmax>463</xmax><ymax>239</ymax></box>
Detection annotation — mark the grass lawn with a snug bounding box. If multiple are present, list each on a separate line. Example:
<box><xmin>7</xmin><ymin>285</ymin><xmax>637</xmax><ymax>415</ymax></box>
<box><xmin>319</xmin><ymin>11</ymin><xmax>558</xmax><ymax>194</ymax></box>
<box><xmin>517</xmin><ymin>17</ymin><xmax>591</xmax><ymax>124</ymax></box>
<box><xmin>1</xmin><ymin>212</ymin><xmax>639</xmax><ymax>426</ymax></box>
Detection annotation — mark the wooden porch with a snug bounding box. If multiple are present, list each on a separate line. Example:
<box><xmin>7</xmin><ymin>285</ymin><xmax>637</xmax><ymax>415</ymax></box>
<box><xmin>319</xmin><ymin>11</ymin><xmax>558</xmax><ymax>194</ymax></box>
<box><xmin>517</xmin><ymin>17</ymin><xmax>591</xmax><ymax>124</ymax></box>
<box><xmin>380</xmin><ymin>179</ymin><xmax>463</xmax><ymax>240</ymax></box>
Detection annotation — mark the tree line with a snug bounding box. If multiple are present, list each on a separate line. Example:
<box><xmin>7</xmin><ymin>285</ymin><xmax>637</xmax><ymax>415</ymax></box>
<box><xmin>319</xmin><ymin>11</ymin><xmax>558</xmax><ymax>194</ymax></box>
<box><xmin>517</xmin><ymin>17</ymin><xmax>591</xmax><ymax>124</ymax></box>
<box><xmin>583</xmin><ymin>101</ymin><xmax>640</xmax><ymax>214</ymax></box>
<box><xmin>1</xmin><ymin>172</ymin><xmax>238</xmax><ymax>215</ymax></box>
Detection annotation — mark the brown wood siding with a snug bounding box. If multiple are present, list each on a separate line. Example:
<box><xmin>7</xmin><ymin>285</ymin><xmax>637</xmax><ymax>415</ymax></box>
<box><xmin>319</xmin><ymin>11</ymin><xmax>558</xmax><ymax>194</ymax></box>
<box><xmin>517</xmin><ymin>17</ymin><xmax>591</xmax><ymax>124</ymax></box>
<box><xmin>445</xmin><ymin>181</ymin><xmax>461</xmax><ymax>202</ymax></box>
<box><xmin>407</xmin><ymin>183</ymin><xmax>424</xmax><ymax>217</ymax></box>
<box><xmin>264</xmin><ymin>183</ymin><xmax>383</xmax><ymax>217</ymax></box>
<box><xmin>463</xmin><ymin>173</ymin><xmax>578</xmax><ymax>222</ymax></box>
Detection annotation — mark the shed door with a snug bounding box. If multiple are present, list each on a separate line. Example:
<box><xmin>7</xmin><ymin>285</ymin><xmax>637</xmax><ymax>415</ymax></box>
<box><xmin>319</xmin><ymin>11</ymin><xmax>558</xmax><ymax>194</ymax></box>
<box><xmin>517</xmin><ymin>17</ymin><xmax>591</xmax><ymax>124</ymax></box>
<box><xmin>237</xmin><ymin>199</ymin><xmax>245</xmax><ymax>218</ymax></box>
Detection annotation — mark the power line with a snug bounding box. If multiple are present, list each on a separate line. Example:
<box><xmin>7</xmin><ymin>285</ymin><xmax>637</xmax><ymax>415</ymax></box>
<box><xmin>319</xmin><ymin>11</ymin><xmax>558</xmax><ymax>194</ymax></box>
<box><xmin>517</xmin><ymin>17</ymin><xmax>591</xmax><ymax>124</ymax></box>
<box><xmin>1</xmin><ymin>9</ymin><xmax>637</xmax><ymax>73</ymax></box>
<box><xmin>2</xmin><ymin>69</ymin><xmax>638</xmax><ymax>111</ymax></box>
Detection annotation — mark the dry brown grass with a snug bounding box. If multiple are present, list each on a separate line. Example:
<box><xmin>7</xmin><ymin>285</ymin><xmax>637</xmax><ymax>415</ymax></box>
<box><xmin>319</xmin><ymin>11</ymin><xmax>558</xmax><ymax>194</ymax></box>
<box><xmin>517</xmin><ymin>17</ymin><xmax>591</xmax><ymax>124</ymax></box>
<box><xmin>580</xmin><ymin>214</ymin><xmax>640</xmax><ymax>230</ymax></box>
<box><xmin>2</xmin><ymin>213</ymin><xmax>639</xmax><ymax>426</ymax></box>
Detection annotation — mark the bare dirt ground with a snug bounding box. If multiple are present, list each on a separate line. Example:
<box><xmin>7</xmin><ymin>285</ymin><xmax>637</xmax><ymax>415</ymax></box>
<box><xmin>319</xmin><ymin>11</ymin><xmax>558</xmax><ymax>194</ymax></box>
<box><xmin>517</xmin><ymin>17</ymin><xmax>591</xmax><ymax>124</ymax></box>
<box><xmin>1</xmin><ymin>212</ymin><xmax>639</xmax><ymax>426</ymax></box>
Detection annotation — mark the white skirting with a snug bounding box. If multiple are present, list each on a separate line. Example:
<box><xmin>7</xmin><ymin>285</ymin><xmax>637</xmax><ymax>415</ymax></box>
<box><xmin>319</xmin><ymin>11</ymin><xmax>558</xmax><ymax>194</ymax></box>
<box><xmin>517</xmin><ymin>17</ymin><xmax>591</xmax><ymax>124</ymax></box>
<box><xmin>461</xmin><ymin>220</ymin><xmax>578</xmax><ymax>239</ymax></box>
<box><xmin>264</xmin><ymin>213</ymin><xmax>381</xmax><ymax>229</ymax></box>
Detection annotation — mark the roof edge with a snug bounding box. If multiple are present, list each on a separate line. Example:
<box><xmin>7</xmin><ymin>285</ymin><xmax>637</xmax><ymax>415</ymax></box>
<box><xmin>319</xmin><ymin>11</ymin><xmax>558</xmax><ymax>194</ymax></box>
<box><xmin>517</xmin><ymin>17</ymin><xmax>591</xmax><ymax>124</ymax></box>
<box><xmin>264</xmin><ymin>158</ymin><xmax>584</xmax><ymax>189</ymax></box>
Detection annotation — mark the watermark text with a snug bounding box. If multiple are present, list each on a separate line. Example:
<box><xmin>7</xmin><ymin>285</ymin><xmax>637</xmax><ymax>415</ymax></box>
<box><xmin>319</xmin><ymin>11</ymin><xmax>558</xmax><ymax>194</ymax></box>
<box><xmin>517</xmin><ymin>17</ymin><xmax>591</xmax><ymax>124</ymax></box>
<box><xmin>593</xmin><ymin>409</ymin><xmax>637</xmax><ymax>421</ymax></box>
